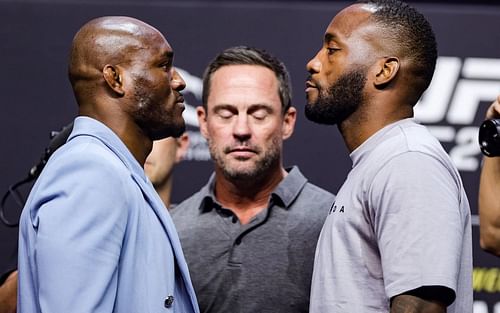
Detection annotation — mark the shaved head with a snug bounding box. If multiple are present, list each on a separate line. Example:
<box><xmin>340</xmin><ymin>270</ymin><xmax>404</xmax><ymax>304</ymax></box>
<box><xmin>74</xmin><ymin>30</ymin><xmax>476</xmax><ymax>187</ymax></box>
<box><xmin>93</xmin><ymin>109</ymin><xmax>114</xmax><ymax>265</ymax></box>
<box><xmin>66</xmin><ymin>16</ymin><xmax>187</xmax><ymax>158</ymax></box>
<box><xmin>68</xmin><ymin>16</ymin><xmax>165</xmax><ymax>89</ymax></box>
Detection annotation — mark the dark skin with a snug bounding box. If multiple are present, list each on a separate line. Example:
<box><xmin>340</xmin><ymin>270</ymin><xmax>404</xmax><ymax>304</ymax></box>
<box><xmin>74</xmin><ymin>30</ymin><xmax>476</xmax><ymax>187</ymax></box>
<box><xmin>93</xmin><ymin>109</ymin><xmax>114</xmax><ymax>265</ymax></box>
<box><xmin>68</xmin><ymin>16</ymin><xmax>186</xmax><ymax>166</ymax></box>
<box><xmin>307</xmin><ymin>4</ymin><xmax>450</xmax><ymax>312</ymax></box>
<box><xmin>3</xmin><ymin>17</ymin><xmax>187</xmax><ymax>312</ymax></box>
<box><xmin>0</xmin><ymin>271</ymin><xmax>17</xmax><ymax>313</ymax></box>
<box><xmin>307</xmin><ymin>5</ymin><xmax>414</xmax><ymax>152</ymax></box>
<box><xmin>391</xmin><ymin>286</ymin><xmax>452</xmax><ymax>313</ymax></box>
<box><xmin>391</xmin><ymin>296</ymin><xmax>444</xmax><ymax>313</ymax></box>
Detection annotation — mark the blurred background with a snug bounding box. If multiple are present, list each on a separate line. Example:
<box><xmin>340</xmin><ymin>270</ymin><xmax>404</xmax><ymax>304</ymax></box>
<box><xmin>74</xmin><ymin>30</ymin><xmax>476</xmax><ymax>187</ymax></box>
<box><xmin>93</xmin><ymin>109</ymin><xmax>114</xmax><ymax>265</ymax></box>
<box><xmin>1</xmin><ymin>0</ymin><xmax>499</xmax><ymax>311</ymax></box>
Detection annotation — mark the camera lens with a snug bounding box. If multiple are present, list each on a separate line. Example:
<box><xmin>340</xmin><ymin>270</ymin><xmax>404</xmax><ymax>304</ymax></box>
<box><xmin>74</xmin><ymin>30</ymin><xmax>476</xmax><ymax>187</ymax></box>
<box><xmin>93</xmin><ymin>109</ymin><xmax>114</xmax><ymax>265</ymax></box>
<box><xmin>479</xmin><ymin>119</ymin><xmax>500</xmax><ymax>157</ymax></box>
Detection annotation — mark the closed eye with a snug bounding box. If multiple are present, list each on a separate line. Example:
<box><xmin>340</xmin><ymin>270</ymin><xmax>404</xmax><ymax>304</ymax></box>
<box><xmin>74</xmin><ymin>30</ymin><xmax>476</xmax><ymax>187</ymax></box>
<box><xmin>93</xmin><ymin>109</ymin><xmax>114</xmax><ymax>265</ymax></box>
<box><xmin>215</xmin><ymin>108</ymin><xmax>234</xmax><ymax>119</ymax></box>
<box><xmin>252</xmin><ymin>110</ymin><xmax>268</xmax><ymax>120</ymax></box>
<box><xmin>248</xmin><ymin>105</ymin><xmax>273</xmax><ymax>121</ymax></box>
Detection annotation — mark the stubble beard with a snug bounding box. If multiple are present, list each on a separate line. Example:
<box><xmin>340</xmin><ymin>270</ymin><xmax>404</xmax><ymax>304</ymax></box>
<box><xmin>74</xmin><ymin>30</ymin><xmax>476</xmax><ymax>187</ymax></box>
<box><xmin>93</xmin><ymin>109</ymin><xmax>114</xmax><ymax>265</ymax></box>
<box><xmin>208</xmin><ymin>135</ymin><xmax>282</xmax><ymax>183</ymax></box>
<box><xmin>133</xmin><ymin>82</ymin><xmax>185</xmax><ymax>140</ymax></box>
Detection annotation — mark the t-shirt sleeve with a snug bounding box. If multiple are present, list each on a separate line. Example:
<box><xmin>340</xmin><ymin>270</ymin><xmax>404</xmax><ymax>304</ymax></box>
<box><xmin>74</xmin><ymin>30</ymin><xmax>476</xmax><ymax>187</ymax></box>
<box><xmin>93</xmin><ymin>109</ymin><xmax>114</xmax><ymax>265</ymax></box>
<box><xmin>367</xmin><ymin>151</ymin><xmax>464</xmax><ymax>302</ymax></box>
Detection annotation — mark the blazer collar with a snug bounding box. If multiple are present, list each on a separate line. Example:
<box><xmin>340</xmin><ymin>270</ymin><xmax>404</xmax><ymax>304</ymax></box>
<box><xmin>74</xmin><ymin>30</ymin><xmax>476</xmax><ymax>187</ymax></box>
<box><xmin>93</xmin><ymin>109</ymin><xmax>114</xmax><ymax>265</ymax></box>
<box><xmin>69</xmin><ymin>116</ymin><xmax>199</xmax><ymax>312</ymax></box>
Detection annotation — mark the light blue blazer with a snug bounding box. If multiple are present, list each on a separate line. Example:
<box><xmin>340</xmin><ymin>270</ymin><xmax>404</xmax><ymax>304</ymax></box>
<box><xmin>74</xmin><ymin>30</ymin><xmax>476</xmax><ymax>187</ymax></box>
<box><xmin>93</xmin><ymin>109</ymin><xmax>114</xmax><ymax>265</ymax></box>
<box><xmin>18</xmin><ymin>116</ymin><xmax>199</xmax><ymax>313</ymax></box>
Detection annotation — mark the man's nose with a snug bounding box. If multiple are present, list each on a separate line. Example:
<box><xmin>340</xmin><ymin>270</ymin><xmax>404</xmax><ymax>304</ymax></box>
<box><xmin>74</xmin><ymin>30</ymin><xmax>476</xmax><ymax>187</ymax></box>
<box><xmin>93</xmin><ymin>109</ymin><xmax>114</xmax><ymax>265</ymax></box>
<box><xmin>233</xmin><ymin>114</ymin><xmax>251</xmax><ymax>141</ymax></box>
<box><xmin>172</xmin><ymin>68</ymin><xmax>186</xmax><ymax>91</ymax></box>
<box><xmin>306</xmin><ymin>52</ymin><xmax>321</xmax><ymax>74</ymax></box>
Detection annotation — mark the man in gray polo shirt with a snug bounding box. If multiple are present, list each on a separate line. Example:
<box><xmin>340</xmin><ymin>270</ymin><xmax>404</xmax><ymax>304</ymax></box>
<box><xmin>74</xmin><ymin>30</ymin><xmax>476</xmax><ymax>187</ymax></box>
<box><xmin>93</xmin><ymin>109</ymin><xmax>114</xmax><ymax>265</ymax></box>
<box><xmin>171</xmin><ymin>46</ymin><xmax>334</xmax><ymax>313</ymax></box>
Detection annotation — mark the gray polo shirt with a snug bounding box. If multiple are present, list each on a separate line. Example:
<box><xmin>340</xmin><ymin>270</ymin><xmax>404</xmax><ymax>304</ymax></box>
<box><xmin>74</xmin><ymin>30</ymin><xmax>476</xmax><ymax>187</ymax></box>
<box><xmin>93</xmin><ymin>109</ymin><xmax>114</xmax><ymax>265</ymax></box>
<box><xmin>171</xmin><ymin>166</ymin><xmax>335</xmax><ymax>313</ymax></box>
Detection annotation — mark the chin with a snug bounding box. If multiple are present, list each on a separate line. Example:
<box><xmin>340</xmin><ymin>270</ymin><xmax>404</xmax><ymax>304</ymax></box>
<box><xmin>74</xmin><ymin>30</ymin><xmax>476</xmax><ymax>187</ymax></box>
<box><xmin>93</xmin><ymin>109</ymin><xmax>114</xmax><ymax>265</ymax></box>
<box><xmin>152</xmin><ymin>123</ymin><xmax>185</xmax><ymax>140</ymax></box>
<box><xmin>305</xmin><ymin>96</ymin><xmax>316</xmax><ymax>106</ymax></box>
<box><xmin>171</xmin><ymin>122</ymin><xmax>186</xmax><ymax>138</ymax></box>
<box><xmin>224</xmin><ymin>165</ymin><xmax>260</xmax><ymax>180</ymax></box>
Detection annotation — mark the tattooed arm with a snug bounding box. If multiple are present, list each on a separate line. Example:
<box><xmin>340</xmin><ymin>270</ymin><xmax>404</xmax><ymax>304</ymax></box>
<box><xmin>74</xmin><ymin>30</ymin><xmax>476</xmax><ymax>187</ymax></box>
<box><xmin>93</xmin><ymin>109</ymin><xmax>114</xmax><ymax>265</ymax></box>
<box><xmin>391</xmin><ymin>295</ymin><xmax>445</xmax><ymax>313</ymax></box>
<box><xmin>390</xmin><ymin>286</ymin><xmax>452</xmax><ymax>313</ymax></box>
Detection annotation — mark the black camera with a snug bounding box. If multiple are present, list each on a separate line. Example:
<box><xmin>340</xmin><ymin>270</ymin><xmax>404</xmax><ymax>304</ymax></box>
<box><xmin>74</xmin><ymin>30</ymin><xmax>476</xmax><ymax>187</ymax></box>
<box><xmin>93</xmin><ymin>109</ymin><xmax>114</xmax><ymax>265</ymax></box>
<box><xmin>479</xmin><ymin>119</ymin><xmax>500</xmax><ymax>157</ymax></box>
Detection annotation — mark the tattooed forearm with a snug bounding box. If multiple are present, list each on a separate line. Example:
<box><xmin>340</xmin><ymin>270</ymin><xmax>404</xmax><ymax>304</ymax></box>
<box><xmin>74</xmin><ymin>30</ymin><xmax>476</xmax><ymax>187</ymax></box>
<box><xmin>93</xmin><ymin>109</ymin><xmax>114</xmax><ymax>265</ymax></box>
<box><xmin>390</xmin><ymin>295</ymin><xmax>446</xmax><ymax>313</ymax></box>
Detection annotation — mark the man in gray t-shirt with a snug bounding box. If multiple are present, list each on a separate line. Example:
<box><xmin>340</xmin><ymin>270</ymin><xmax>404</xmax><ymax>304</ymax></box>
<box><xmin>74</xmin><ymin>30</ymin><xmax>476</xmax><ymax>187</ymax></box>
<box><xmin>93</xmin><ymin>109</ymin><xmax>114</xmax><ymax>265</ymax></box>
<box><xmin>311</xmin><ymin>119</ymin><xmax>472</xmax><ymax>312</ymax></box>
<box><xmin>304</xmin><ymin>0</ymin><xmax>472</xmax><ymax>312</ymax></box>
<box><xmin>171</xmin><ymin>46</ymin><xmax>334</xmax><ymax>313</ymax></box>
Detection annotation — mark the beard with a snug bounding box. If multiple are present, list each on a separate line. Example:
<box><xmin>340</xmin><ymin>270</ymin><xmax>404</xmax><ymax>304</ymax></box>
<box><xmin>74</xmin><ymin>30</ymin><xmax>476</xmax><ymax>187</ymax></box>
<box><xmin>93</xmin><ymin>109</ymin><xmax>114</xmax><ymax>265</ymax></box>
<box><xmin>208</xmin><ymin>135</ymin><xmax>282</xmax><ymax>182</ymax></box>
<box><xmin>305</xmin><ymin>67</ymin><xmax>367</xmax><ymax>125</ymax></box>
<box><xmin>133</xmin><ymin>79</ymin><xmax>185</xmax><ymax>140</ymax></box>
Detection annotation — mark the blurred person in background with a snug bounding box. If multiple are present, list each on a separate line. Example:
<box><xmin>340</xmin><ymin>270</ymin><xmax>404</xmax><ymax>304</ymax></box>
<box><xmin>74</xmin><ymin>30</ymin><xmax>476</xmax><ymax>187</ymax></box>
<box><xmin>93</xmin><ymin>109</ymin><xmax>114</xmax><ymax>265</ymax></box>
<box><xmin>145</xmin><ymin>134</ymin><xmax>189</xmax><ymax>208</ymax></box>
<box><xmin>479</xmin><ymin>95</ymin><xmax>500</xmax><ymax>256</ymax></box>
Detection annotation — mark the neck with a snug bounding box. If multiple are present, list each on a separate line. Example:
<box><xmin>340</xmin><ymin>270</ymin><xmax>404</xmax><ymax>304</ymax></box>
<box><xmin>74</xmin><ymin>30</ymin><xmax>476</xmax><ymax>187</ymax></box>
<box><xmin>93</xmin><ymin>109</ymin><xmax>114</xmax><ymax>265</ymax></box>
<box><xmin>120</xmin><ymin>129</ymin><xmax>153</xmax><ymax>166</ymax></box>
<box><xmin>155</xmin><ymin>177</ymin><xmax>173</xmax><ymax>208</ymax></box>
<box><xmin>339</xmin><ymin>102</ymin><xmax>413</xmax><ymax>152</ymax></box>
<box><xmin>214</xmin><ymin>165</ymin><xmax>287</xmax><ymax>225</ymax></box>
<box><xmin>79</xmin><ymin>104</ymin><xmax>153</xmax><ymax>166</ymax></box>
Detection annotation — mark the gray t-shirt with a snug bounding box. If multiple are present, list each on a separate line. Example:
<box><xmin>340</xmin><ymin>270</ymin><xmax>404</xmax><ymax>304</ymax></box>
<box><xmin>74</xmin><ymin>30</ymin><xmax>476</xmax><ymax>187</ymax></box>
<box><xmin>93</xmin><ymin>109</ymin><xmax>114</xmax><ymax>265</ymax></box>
<box><xmin>310</xmin><ymin>118</ymin><xmax>472</xmax><ymax>313</ymax></box>
<box><xmin>171</xmin><ymin>166</ymin><xmax>335</xmax><ymax>313</ymax></box>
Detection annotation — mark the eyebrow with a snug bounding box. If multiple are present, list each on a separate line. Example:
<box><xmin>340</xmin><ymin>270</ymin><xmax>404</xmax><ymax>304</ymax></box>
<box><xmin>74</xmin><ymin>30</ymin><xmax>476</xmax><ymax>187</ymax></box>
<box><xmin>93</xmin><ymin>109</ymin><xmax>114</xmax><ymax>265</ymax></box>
<box><xmin>161</xmin><ymin>50</ymin><xmax>174</xmax><ymax>60</ymax></box>
<box><xmin>162</xmin><ymin>50</ymin><xmax>174</xmax><ymax>60</ymax></box>
<box><xmin>212</xmin><ymin>104</ymin><xmax>236</xmax><ymax>112</ymax></box>
<box><xmin>211</xmin><ymin>103</ymin><xmax>274</xmax><ymax>113</ymax></box>
<box><xmin>247</xmin><ymin>103</ymin><xmax>274</xmax><ymax>113</ymax></box>
<box><xmin>157</xmin><ymin>51</ymin><xmax>174</xmax><ymax>66</ymax></box>
<box><xmin>324</xmin><ymin>33</ymin><xmax>336</xmax><ymax>43</ymax></box>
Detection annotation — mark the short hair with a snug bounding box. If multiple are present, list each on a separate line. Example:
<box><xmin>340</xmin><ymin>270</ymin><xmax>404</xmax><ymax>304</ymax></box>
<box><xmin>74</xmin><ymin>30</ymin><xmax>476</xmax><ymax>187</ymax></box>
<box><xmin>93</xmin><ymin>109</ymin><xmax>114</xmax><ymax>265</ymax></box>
<box><xmin>202</xmin><ymin>46</ymin><xmax>292</xmax><ymax>112</ymax></box>
<box><xmin>357</xmin><ymin>0</ymin><xmax>438</xmax><ymax>101</ymax></box>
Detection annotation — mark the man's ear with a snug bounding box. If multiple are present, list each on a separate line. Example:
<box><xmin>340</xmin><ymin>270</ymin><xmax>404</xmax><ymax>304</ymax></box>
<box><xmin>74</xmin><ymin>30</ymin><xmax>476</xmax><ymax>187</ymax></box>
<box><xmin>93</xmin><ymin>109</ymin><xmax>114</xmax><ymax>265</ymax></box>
<box><xmin>103</xmin><ymin>64</ymin><xmax>125</xmax><ymax>96</ymax></box>
<box><xmin>282</xmin><ymin>106</ymin><xmax>297</xmax><ymax>140</ymax></box>
<box><xmin>374</xmin><ymin>57</ymin><xmax>399</xmax><ymax>88</ymax></box>
<box><xmin>196</xmin><ymin>106</ymin><xmax>209</xmax><ymax>139</ymax></box>
<box><xmin>174</xmin><ymin>133</ymin><xmax>189</xmax><ymax>163</ymax></box>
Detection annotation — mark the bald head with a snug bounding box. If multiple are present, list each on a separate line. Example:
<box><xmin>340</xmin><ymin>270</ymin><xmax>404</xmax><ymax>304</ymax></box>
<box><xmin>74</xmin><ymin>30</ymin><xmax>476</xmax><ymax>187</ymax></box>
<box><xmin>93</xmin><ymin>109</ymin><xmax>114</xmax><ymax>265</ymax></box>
<box><xmin>66</xmin><ymin>15</ymin><xmax>186</xmax><ymax>156</ymax></box>
<box><xmin>68</xmin><ymin>16</ymin><xmax>167</xmax><ymax>93</ymax></box>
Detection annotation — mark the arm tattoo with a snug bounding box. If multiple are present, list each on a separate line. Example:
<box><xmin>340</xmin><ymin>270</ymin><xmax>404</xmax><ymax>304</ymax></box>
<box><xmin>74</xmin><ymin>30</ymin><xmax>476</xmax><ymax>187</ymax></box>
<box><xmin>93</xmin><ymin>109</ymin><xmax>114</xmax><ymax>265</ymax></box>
<box><xmin>391</xmin><ymin>294</ymin><xmax>446</xmax><ymax>313</ymax></box>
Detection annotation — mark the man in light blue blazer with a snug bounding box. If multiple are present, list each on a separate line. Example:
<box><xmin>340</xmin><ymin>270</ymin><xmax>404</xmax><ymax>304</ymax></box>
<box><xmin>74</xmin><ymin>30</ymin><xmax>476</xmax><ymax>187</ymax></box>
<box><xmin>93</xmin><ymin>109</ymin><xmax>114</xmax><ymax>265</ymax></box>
<box><xmin>17</xmin><ymin>16</ymin><xmax>199</xmax><ymax>313</ymax></box>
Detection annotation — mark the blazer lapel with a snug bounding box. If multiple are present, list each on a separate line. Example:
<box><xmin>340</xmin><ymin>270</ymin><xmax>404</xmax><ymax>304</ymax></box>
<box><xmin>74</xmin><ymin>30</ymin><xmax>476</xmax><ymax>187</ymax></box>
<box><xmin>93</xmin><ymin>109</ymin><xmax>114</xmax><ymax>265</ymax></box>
<box><xmin>72</xmin><ymin>124</ymin><xmax>199</xmax><ymax>313</ymax></box>
<box><xmin>130</xmin><ymin>170</ymin><xmax>199</xmax><ymax>312</ymax></box>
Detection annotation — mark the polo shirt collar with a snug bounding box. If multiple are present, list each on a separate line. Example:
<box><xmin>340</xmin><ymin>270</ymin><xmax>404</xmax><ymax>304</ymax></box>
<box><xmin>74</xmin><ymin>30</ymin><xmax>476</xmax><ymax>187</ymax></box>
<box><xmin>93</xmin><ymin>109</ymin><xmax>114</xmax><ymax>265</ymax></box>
<box><xmin>272</xmin><ymin>166</ymin><xmax>308</xmax><ymax>207</ymax></box>
<box><xmin>198</xmin><ymin>166</ymin><xmax>308</xmax><ymax>212</ymax></box>
<box><xmin>199</xmin><ymin>173</ymin><xmax>217</xmax><ymax>213</ymax></box>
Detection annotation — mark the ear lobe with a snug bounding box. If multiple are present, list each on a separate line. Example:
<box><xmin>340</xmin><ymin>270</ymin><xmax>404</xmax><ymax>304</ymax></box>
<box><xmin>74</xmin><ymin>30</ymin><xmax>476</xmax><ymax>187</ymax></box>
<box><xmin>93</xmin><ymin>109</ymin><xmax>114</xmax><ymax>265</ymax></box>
<box><xmin>374</xmin><ymin>57</ymin><xmax>399</xmax><ymax>88</ymax></box>
<box><xmin>103</xmin><ymin>64</ymin><xmax>125</xmax><ymax>96</ymax></box>
<box><xmin>196</xmin><ymin>106</ymin><xmax>209</xmax><ymax>139</ymax></box>
<box><xmin>174</xmin><ymin>133</ymin><xmax>189</xmax><ymax>163</ymax></box>
<box><xmin>282</xmin><ymin>106</ymin><xmax>297</xmax><ymax>140</ymax></box>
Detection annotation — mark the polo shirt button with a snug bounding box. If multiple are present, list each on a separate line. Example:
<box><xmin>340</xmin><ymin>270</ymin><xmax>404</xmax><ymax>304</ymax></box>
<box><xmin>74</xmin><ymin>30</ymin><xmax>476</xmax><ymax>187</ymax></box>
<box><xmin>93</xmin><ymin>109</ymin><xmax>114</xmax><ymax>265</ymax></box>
<box><xmin>164</xmin><ymin>295</ymin><xmax>174</xmax><ymax>308</ymax></box>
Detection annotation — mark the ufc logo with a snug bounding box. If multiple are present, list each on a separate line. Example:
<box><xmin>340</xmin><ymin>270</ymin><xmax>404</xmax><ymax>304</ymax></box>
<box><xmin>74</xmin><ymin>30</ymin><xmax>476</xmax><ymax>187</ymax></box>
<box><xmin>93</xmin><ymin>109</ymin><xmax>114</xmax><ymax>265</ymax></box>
<box><xmin>415</xmin><ymin>57</ymin><xmax>500</xmax><ymax>171</ymax></box>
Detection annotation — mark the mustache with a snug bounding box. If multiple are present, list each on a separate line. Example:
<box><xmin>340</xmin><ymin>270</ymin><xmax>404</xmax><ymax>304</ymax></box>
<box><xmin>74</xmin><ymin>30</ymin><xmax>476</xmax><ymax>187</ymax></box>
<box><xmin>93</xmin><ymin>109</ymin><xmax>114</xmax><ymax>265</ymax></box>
<box><xmin>175</xmin><ymin>91</ymin><xmax>184</xmax><ymax>103</ymax></box>
<box><xmin>306</xmin><ymin>75</ymin><xmax>319</xmax><ymax>89</ymax></box>
<box><xmin>223</xmin><ymin>142</ymin><xmax>261</xmax><ymax>154</ymax></box>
